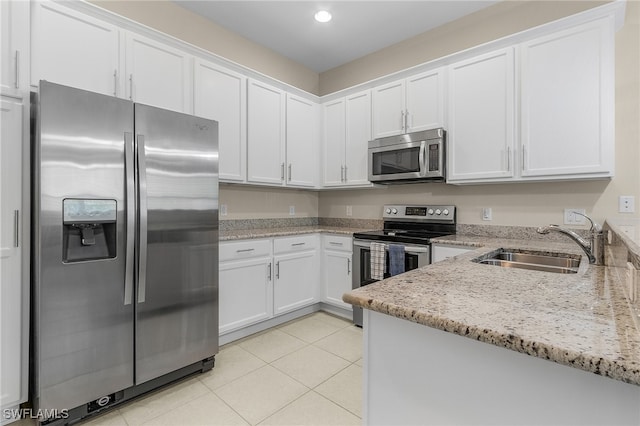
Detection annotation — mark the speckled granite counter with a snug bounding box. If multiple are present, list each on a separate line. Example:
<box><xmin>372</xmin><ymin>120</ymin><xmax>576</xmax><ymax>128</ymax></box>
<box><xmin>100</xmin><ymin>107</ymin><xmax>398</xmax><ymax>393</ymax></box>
<box><xmin>220</xmin><ymin>225</ymin><xmax>376</xmax><ymax>241</ymax></box>
<box><xmin>343</xmin><ymin>223</ymin><xmax>640</xmax><ymax>386</ymax></box>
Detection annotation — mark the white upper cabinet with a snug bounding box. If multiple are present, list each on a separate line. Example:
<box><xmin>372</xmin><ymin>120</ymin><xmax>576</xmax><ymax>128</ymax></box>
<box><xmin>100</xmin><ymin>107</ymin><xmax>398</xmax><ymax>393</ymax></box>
<box><xmin>194</xmin><ymin>60</ymin><xmax>247</xmax><ymax>182</ymax></box>
<box><xmin>1</xmin><ymin>0</ymin><xmax>29</xmax><ymax>96</ymax></box>
<box><xmin>446</xmin><ymin>48</ymin><xmax>516</xmax><ymax>183</ymax></box>
<box><xmin>322</xmin><ymin>98</ymin><xmax>347</xmax><ymax>187</ymax></box>
<box><xmin>247</xmin><ymin>79</ymin><xmax>286</xmax><ymax>185</ymax></box>
<box><xmin>323</xmin><ymin>91</ymin><xmax>372</xmax><ymax>188</ymax></box>
<box><xmin>286</xmin><ymin>94</ymin><xmax>319</xmax><ymax>188</ymax></box>
<box><xmin>344</xmin><ymin>90</ymin><xmax>372</xmax><ymax>186</ymax></box>
<box><xmin>519</xmin><ymin>18</ymin><xmax>614</xmax><ymax>179</ymax></box>
<box><xmin>372</xmin><ymin>69</ymin><xmax>445</xmax><ymax>138</ymax></box>
<box><xmin>31</xmin><ymin>1</ymin><xmax>120</xmax><ymax>96</ymax></box>
<box><xmin>125</xmin><ymin>32</ymin><xmax>192</xmax><ymax>113</ymax></box>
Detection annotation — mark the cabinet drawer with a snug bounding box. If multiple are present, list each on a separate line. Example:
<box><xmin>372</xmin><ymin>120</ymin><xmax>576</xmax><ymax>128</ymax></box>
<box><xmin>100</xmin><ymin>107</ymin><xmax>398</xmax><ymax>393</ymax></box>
<box><xmin>274</xmin><ymin>234</ymin><xmax>317</xmax><ymax>254</ymax></box>
<box><xmin>220</xmin><ymin>238</ymin><xmax>272</xmax><ymax>262</ymax></box>
<box><xmin>322</xmin><ymin>235</ymin><xmax>352</xmax><ymax>252</ymax></box>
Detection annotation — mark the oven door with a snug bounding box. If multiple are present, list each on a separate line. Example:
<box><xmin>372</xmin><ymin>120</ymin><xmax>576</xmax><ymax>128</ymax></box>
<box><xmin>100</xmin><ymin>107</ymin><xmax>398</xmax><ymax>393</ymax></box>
<box><xmin>351</xmin><ymin>239</ymin><xmax>430</xmax><ymax>326</ymax></box>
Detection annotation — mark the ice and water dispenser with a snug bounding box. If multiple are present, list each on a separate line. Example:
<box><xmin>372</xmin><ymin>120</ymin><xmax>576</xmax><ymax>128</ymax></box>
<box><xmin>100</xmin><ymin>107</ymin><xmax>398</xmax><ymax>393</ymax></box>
<box><xmin>63</xmin><ymin>199</ymin><xmax>117</xmax><ymax>262</ymax></box>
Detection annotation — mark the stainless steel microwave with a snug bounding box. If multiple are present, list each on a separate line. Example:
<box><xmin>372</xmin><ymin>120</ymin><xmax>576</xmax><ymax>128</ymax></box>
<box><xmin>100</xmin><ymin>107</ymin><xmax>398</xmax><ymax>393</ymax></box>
<box><xmin>368</xmin><ymin>128</ymin><xmax>445</xmax><ymax>183</ymax></box>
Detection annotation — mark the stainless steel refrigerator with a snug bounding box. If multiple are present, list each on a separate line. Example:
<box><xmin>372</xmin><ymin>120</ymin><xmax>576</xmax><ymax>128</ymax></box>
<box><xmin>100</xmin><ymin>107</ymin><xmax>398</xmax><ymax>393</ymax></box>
<box><xmin>31</xmin><ymin>81</ymin><xmax>218</xmax><ymax>424</ymax></box>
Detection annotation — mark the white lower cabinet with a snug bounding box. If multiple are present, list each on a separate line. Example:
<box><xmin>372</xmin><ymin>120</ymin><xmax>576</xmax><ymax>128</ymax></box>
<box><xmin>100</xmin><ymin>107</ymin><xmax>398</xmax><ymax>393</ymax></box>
<box><xmin>219</xmin><ymin>235</ymin><xmax>319</xmax><ymax>336</ymax></box>
<box><xmin>219</xmin><ymin>239</ymin><xmax>273</xmax><ymax>335</ymax></box>
<box><xmin>431</xmin><ymin>243</ymin><xmax>473</xmax><ymax>263</ymax></box>
<box><xmin>321</xmin><ymin>235</ymin><xmax>353</xmax><ymax>311</ymax></box>
<box><xmin>274</xmin><ymin>235</ymin><xmax>319</xmax><ymax>315</ymax></box>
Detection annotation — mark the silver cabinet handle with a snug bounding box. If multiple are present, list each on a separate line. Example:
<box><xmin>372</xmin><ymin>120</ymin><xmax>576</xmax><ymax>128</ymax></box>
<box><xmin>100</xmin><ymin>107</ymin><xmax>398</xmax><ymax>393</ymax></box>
<box><xmin>14</xmin><ymin>51</ymin><xmax>19</xmax><ymax>89</ymax></box>
<box><xmin>281</xmin><ymin>163</ymin><xmax>285</xmax><ymax>181</ymax></box>
<box><xmin>291</xmin><ymin>242</ymin><xmax>305</xmax><ymax>247</ymax></box>
<box><xmin>137</xmin><ymin>134</ymin><xmax>148</xmax><ymax>303</ymax></box>
<box><xmin>400</xmin><ymin>110</ymin><xmax>405</xmax><ymax>133</ymax></box>
<box><xmin>236</xmin><ymin>248</ymin><xmax>255</xmax><ymax>253</ymax></box>
<box><xmin>329</xmin><ymin>241</ymin><xmax>343</xmax><ymax>246</ymax></box>
<box><xmin>405</xmin><ymin>109</ymin><xmax>410</xmax><ymax>131</ymax></box>
<box><xmin>340</xmin><ymin>165</ymin><xmax>345</xmax><ymax>182</ymax></box>
<box><xmin>347</xmin><ymin>258</ymin><xmax>351</xmax><ymax>275</ymax></box>
<box><xmin>124</xmin><ymin>133</ymin><xmax>135</xmax><ymax>305</ymax></box>
<box><xmin>267</xmin><ymin>263</ymin><xmax>272</xmax><ymax>280</ymax></box>
<box><xmin>276</xmin><ymin>261</ymin><xmax>280</xmax><ymax>279</ymax></box>
<box><xmin>344</xmin><ymin>165</ymin><xmax>348</xmax><ymax>182</ymax></box>
<box><xmin>113</xmin><ymin>70</ymin><xmax>118</xmax><ymax>97</ymax></box>
<box><xmin>13</xmin><ymin>210</ymin><xmax>19</xmax><ymax>247</ymax></box>
<box><xmin>507</xmin><ymin>146</ymin><xmax>511</xmax><ymax>172</ymax></box>
<box><xmin>288</xmin><ymin>163</ymin><xmax>292</xmax><ymax>181</ymax></box>
<box><xmin>129</xmin><ymin>74</ymin><xmax>133</xmax><ymax>100</ymax></box>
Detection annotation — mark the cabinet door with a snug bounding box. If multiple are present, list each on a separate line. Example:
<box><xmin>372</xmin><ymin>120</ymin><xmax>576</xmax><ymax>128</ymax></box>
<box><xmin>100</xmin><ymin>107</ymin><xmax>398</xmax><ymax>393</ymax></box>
<box><xmin>447</xmin><ymin>48</ymin><xmax>515</xmax><ymax>182</ymax></box>
<box><xmin>1</xmin><ymin>0</ymin><xmax>29</xmax><ymax>95</ymax></box>
<box><xmin>247</xmin><ymin>79</ymin><xmax>286</xmax><ymax>185</ymax></box>
<box><xmin>520</xmin><ymin>19</ymin><xmax>614</xmax><ymax>178</ymax></box>
<box><xmin>219</xmin><ymin>257</ymin><xmax>273</xmax><ymax>334</ymax></box>
<box><xmin>345</xmin><ymin>90</ymin><xmax>372</xmax><ymax>186</ymax></box>
<box><xmin>323</xmin><ymin>250</ymin><xmax>352</xmax><ymax>311</ymax></box>
<box><xmin>286</xmin><ymin>94</ymin><xmax>319</xmax><ymax>188</ymax></box>
<box><xmin>125</xmin><ymin>32</ymin><xmax>192</xmax><ymax>113</ymax></box>
<box><xmin>1</xmin><ymin>98</ymin><xmax>25</xmax><ymax>409</ymax></box>
<box><xmin>274</xmin><ymin>250</ymin><xmax>318</xmax><ymax>315</ymax></box>
<box><xmin>194</xmin><ymin>60</ymin><xmax>246</xmax><ymax>182</ymax></box>
<box><xmin>406</xmin><ymin>69</ymin><xmax>445</xmax><ymax>133</ymax></box>
<box><xmin>372</xmin><ymin>80</ymin><xmax>405</xmax><ymax>138</ymax></box>
<box><xmin>31</xmin><ymin>1</ymin><xmax>120</xmax><ymax>96</ymax></box>
<box><xmin>322</xmin><ymin>98</ymin><xmax>346</xmax><ymax>187</ymax></box>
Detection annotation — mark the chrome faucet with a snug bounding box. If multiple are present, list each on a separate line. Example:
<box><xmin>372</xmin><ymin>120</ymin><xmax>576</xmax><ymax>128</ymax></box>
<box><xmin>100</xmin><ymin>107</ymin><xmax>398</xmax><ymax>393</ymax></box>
<box><xmin>536</xmin><ymin>213</ymin><xmax>604</xmax><ymax>265</ymax></box>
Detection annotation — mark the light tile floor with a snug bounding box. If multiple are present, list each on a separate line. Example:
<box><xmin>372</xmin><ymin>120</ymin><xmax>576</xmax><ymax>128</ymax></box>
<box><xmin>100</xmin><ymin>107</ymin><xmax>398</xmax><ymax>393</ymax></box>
<box><xmin>21</xmin><ymin>312</ymin><xmax>363</xmax><ymax>426</ymax></box>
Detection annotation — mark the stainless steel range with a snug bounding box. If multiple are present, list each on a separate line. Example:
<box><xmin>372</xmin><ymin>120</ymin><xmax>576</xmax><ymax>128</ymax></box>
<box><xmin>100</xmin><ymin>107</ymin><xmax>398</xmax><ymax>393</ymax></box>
<box><xmin>351</xmin><ymin>204</ymin><xmax>456</xmax><ymax>326</ymax></box>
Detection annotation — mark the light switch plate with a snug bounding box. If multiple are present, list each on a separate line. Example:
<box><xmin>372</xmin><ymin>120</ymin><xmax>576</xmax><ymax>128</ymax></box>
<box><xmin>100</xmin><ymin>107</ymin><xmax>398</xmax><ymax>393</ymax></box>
<box><xmin>482</xmin><ymin>208</ymin><xmax>492</xmax><ymax>221</ymax></box>
<box><xmin>289</xmin><ymin>205</ymin><xmax>295</xmax><ymax>216</ymax></box>
<box><xmin>619</xmin><ymin>196</ymin><xmax>636</xmax><ymax>213</ymax></box>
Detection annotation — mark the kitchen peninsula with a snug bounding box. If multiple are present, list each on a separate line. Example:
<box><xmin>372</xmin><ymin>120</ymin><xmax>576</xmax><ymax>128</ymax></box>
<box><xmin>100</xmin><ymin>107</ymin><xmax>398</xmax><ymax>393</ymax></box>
<box><xmin>344</xmin><ymin>221</ymin><xmax>640</xmax><ymax>425</ymax></box>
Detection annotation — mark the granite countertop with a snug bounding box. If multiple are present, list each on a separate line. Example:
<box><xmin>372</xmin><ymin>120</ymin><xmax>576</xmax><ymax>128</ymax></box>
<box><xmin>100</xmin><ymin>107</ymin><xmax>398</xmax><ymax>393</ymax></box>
<box><xmin>343</xmin><ymin>231</ymin><xmax>640</xmax><ymax>386</ymax></box>
<box><xmin>220</xmin><ymin>225</ymin><xmax>375</xmax><ymax>241</ymax></box>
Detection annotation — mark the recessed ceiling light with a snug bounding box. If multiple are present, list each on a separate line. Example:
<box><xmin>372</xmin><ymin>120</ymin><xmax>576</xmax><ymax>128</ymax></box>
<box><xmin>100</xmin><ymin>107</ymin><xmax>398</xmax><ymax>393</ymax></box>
<box><xmin>314</xmin><ymin>10</ymin><xmax>332</xmax><ymax>23</ymax></box>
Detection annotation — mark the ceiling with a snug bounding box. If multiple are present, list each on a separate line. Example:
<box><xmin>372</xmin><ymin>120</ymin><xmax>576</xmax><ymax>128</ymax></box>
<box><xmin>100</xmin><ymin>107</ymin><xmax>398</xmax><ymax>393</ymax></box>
<box><xmin>173</xmin><ymin>1</ymin><xmax>499</xmax><ymax>73</ymax></box>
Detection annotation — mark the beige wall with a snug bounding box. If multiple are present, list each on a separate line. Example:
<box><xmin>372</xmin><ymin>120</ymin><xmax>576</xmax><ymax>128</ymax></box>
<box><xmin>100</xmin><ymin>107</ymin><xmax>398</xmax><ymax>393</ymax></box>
<box><xmin>219</xmin><ymin>184</ymin><xmax>319</xmax><ymax>220</ymax></box>
<box><xmin>90</xmin><ymin>0</ymin><xmax>320</xmax><ymax>94</ymax></box>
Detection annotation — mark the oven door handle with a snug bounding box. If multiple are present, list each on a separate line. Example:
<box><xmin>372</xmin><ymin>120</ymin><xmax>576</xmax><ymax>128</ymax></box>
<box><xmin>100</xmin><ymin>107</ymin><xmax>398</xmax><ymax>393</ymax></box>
<box><xmin>353</xmin><ymin>240</ymin><xmax>429</xmax><ymax>254</ymax></box>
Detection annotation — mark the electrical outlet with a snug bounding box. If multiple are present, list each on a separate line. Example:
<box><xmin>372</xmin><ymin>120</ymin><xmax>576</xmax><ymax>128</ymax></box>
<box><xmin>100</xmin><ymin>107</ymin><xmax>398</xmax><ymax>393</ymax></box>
<box><xmin>482</xmin><ymin>207</ymin><xmax>492</xmax><ymax>221</ymax></box>
<box><xmin>564</xmin><ymin>209</ymin><xmax>586</xmax><ymax>225</ymax></box>
<box><xmin>619</xmin><ymin>196</ymin><xmax>636</xmax><ymax>213</ymax></box>
<box><xmin>346</xmin><ymin>205</ymin><xmax>353</xmax><ymax>217</ymax></box>
<box><xmin>289</xmin><ymin>205</ymin><xmax>295</xmax><ymax>216</ymax></box>
<box><xmin>220</xmin><ymin>204</ymin><xmax>227</xmax><ymax>216</ymax></box>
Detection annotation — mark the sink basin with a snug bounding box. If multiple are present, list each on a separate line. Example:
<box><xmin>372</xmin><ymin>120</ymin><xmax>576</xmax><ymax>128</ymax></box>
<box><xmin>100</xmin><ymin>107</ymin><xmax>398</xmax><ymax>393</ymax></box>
<box><xmin>474</xmin><ymin>249</ymin><xmax>582</xmax><ymax>274</ymax></box>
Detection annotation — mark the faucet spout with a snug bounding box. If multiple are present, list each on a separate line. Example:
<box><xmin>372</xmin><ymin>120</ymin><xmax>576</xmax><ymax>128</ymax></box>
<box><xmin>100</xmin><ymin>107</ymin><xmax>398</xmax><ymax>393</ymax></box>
<box><xmin>536</xmin><ymin>225</ymin><xmax>595</xmax><ymax>263</ymax></box>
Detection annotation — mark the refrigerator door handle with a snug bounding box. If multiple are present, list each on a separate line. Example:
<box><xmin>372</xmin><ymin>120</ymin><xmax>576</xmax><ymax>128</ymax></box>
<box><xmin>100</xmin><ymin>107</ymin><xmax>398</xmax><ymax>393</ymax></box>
<box><xmin>124</xmin><ymin>132</ymin><xmax>135</xmax><ymax>305</ymax></box>
<box><xmin>137</xmin><ymin>134</ymin><xmax>149</xmax><ymax>304</ymax></box>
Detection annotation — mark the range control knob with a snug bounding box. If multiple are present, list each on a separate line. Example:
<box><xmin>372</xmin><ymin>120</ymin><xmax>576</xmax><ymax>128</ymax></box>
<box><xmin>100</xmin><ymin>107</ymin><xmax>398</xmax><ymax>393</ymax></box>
<box><xmin>428</xmin><ymin>208</ymin><xmax>434</xmax><ymax>215</ymax></box>
<box><xmin>391</xmin><ymin>208</ymin><xmax>398</xmax><ymax>214</ymax></box>
<box><xmin>435</xmin><ymin>209</ymin><xmax>442</xmax><ymax>215</ymax></box>
<box><xmin>385</xmin><ymin>208</ymin><xmax>391</xmax><ymax>214</ymax></box>
<box><xmin>443</xmin><ymin>209</ymin><xmax>450</xmax><ymax>216</ymax></box>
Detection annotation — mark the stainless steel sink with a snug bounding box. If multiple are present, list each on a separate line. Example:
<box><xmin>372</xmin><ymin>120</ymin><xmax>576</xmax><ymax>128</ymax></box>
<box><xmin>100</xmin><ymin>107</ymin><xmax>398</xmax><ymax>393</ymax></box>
<box><xmin>474</xmin><ymin>249</ymin><xmax>582</xmax><ymax>274</ymax></box>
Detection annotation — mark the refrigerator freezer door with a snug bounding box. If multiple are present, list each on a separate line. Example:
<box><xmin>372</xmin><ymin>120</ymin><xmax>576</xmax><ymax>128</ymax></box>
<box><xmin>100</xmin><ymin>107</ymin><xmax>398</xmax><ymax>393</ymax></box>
<box><xmin>33</xmin><ymin>82</ymin><xmax>135</xmax><ymax>410</ymax></box>
<box><xmin>134</xmin><ymin>104</ymin><xmax>219</xmax><ymax>384</ymax></box>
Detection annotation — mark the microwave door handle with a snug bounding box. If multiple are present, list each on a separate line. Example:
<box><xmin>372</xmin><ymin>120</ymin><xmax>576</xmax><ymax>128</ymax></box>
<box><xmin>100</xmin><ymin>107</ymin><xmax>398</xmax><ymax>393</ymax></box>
<box><xmin>419</xmin><ymin>140</ymin><xmax>426</xmax><ymax>176</ymax></box>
